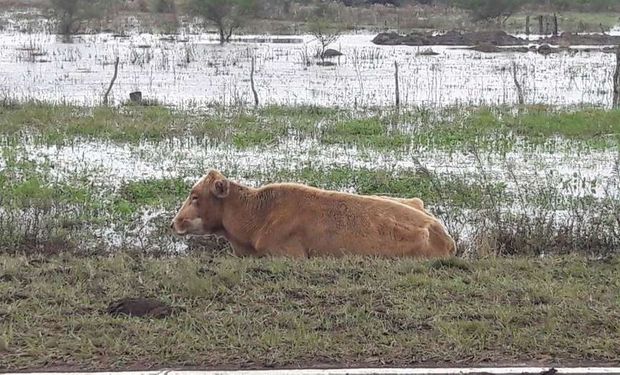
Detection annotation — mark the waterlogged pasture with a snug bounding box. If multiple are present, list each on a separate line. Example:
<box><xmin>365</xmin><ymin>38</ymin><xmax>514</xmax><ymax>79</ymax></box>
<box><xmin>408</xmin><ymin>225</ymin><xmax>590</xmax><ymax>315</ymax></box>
<box><xmin>0</xmin><ymin>105</ymin><xmax>618</xmax><ymax>256</ymax></box>
<box><xmin>0</xmin><ymin>29</ymin><xmax>620</xmax><ymax>108</ymax></box>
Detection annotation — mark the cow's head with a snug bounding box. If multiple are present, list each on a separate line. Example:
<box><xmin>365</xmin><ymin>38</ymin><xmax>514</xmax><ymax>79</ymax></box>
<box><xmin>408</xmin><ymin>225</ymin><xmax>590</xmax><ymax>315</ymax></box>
<box><xmin>170</xmin><ymin>170</ymin><xmax>230</xmax><ymax>236</ymax></box>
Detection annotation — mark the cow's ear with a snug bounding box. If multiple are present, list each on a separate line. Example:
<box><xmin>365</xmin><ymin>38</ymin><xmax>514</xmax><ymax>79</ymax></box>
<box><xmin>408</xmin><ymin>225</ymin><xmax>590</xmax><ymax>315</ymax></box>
<box><xmin>211</xmin><ymin>178</ymin><xmax>230</xmax><ymax>198</ymax></box>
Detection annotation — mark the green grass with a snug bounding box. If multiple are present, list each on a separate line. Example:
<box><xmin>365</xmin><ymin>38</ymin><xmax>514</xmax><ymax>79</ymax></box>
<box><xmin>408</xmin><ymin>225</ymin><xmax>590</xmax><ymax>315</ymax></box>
<box><xmin>1</xmin><ymin>103</ymin><xmax>619</xmax><ymax>151</ymax></box>
<box><xmin>0</xmin><ymin>253</ymin><xmax>619</xmax><ymax>370</ymax></box>
<box><xmin>506</xmin><ymin>11</ymin><xmax>620</xmax><ymax>34</ymax></box>
<box><xmin>415</xmin><ymin>107</ymin><xmax>620</xmax><ymax>150</ymax></box>
<box><xmin>116</xmin><ymin>178</ymin><xmax>190</xmax><ymax>207</ymax></box>
<box><xmin>251</xmin><ymin>166</ymin><xmax>507</xmax><ymax>209</ymax></box>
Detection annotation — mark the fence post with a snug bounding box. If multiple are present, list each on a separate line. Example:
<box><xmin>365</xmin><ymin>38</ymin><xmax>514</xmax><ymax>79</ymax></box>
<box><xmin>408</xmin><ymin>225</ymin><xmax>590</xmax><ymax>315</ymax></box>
<box><xmin>613</xmin><ymin>46</ymin><xmax>620</xmax><ymax>108</ymax></box>
<box><xmin>103</xmin><ymin>57</ymin><xmax>120</xmax><ymax>106</ymax></box>
<box><xmin>512</xmin><ymin>62</ymin><xmax>524</xmax><ymax>106</ymax></box>
<box><xmin>394</xmin><ymin>61</ymin><xmax>400</xmax><ymax>108</ymax></box>
<box><xmin>250</xmin><ymin>56</ymin><xmax>259</xmax><ymax>107</ymax></box>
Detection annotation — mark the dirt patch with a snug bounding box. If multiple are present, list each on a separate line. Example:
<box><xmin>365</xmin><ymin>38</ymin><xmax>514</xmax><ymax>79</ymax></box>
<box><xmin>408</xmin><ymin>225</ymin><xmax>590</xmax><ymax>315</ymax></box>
<box><xmin>374</xmin><ymin>30</ymin><xmax>620</xmax><ymax>48</ymax></box>
<box><xmin>105</xmin><ymin>297</ymin><xmax>173</xmax><ymax>318</ymax></box>
<box><xmin>372</xmin><ymin>30</ymin><xmax>527</xmax><ymax>46</ymax></box>
<box><xmin>186</xmin><ymin>235</ymin><xmax>231</xmax><ymax>256</ymax></box>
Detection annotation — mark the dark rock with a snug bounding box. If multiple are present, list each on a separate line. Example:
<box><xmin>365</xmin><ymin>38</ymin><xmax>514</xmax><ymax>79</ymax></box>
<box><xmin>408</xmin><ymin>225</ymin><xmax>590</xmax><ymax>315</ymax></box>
<box><xmin>322</xmin><ymin>49</ymin><xmax>344</xmax><ymax>58</ymax></box>
<box><xmin>417</xmin><ymin>48</ymin><xmax>439</xmax><ymax>56</ymax></box>
<box><xmin>537</xmin><ymin>44</ymin><xmax>560</xmax><ymax>55</ymax></box>
<box><xmin>371</xmin><ymin>31</ymin><xmax>403</xmax><ymax>45</ymax></box>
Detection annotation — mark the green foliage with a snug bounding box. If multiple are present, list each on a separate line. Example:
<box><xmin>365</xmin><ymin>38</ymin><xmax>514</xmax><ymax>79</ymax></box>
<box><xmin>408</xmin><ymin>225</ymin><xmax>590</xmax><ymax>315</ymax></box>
<box><xmin>117</xmin><ymin>178</ymin><xmax>190</xmax><ymax>207</ymax></box>
<box><xmin>149</xmin><ymin>0</ymin><xmax>177</xmax><ymax>13</ymax></box>
<box><xmin>452</xmin><ymin>0</ymin><xmax>521</xmax><ymax>21</ymax></box>
<box><xmin>186</xmin><ymin>0</ymin><xmax>256</xmax><ymax>43</ymax></box>
<box><xmin>49</xmin><ymin>0</ymin><xmax>113</xmax><ymax>40</ymax></box>
<box><xmin>450</xmin><ymin>0</ymin><xmax>620</xmax><ymax>13</ymax></box>
<box><xmin>309</xmin><ymin>17</ymin><xmax>341</xmax><ymax>61</ymax></box>
<box><xmin>321</xmin><ymin>118</ymin><xmax>410</xmax><ymax>149</ymax></box>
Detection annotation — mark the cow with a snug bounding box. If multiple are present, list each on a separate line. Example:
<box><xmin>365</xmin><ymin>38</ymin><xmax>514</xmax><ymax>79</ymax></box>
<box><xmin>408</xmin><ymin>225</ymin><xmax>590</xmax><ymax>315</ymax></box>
<box><xmin>171</xmin><ymin>170</ymin><xmax>456</xmax><ymax>259</ymax></box>
<box><xmin>373</xmin><ymin>195</ymin><xmax>434</xmax><ymax>217</ymax></box>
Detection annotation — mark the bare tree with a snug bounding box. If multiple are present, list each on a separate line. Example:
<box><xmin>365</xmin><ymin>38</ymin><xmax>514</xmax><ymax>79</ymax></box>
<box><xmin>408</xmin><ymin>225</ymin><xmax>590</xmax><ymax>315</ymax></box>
<box><xmin>309</xmin><ymin>19</ymin><xmax>340</xmax><ymax>65</ymax></box>
<box><xmin>187</xmin><ymin>0</ymin><xmax>256</xmax><ymax>44</ymax></box>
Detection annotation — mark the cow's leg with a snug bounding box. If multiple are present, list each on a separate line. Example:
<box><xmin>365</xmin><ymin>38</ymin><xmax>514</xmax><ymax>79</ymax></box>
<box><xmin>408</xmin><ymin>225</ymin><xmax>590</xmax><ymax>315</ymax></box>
<box><xmin>230</xmin><ymin>242</ymin><xmax>255</xmax><ymax>257</ymax></box>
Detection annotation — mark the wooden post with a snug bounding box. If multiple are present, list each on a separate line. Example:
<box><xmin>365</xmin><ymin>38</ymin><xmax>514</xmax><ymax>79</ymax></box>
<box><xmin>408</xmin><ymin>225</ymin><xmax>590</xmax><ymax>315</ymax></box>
<box><xmin>613</xmin><ymin>46</ymin><xmax>620</xmax><ymax>108</ymax></box>
<box><xmin>103</xmin><ymin>57</ymin><xmax>120</xmax><ymax>106</ymax></box>
<box><xmin>250</xmin><ymin>56</ymin><xmax>259</xmax><ymax>107</ymax></box>
<box><xmin>538</xmin><ymin>15</ymin><xmax>544</xmax><ymax>35</ymax></box>
<box><xmin>525</xmin><ymin>15</ymin><xmax>530</xmax><ymax>36</ymax></box>
<box><xmin>553</xmin><ymin>13</ymin><xmax>558</xmax><ymax>36</ymax></box>
<box><xmin>394</xmin><ymin>61</ymin><xmax>400</xmax><ymax>108</ymax></box>
<box><xmin>512</xmin><ymin>62</ymin><xmax>524</xmax><ymax>106</ymax></box>
<box><xmin>545</xmin><ymin>17</ymin><xmax>550</xmax><ymax>35</ymax></box>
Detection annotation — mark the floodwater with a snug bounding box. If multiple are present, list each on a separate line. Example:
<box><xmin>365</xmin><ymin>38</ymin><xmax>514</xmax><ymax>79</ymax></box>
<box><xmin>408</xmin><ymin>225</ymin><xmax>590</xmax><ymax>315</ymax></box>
<box><xmin>2</xmin><ymin>135</ymin><xmax>616</xmax><ymax>253</ymax></box>
<box><xmin>1</xmin><ymin>10</ymin><xmax>619</xmax><ymax>253</ymax></box>
<box><xmin>11</xmin><ymin>136</ymin><xmax>619</xmax><ymax>198</ymax></box>
<box><xmin>0</xmin><ymin>23</ymin><xmax>619</xmax><ymax>108</ymax></box>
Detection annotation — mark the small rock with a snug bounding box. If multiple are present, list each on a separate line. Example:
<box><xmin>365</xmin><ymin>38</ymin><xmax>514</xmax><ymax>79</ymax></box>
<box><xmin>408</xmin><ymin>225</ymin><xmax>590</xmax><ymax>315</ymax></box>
<box><xmin>537</xmin><ymin>44</ymin><xmax>559</xmax><ymax>55</ymax></box>
<box><xmin>322</xmin><ymin>49</ymin><xmax>343</xmax><ymax>58</ymax></box>
<box><xmin>417</xmin><ymin>48</ymin><xmax>440</xmax><ymax>56</ymax></box>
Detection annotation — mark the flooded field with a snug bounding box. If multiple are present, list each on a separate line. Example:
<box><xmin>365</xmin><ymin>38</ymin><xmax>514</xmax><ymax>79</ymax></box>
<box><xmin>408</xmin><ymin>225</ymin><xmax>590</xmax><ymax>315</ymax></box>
<box><xmin>0</xmin><ymin>26</ymin><xmax>619</xmax><ymax>108</ymax></box>
<box><xmin>0</xmin><ymin>10</ymin><xmax>619</xmax><ymax>257</ymax></box>
<box><xmin>9</xmin><ymin>135</ymin><xmax>618</xmax><ymax>197</ymax></box>
<box><xmin>0</xmin><ymin>104</ymin><xmax>618</xmax><ymax>256</ymax></box>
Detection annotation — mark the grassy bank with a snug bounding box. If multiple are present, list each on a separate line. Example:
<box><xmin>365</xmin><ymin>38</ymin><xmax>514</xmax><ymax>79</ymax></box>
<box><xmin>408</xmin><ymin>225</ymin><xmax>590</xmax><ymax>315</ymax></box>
<box><xmin>1</xmin><ymin>103</ymin><xmax>619</xmax><ymax>151</ymax></box>
<box><xmin>0</xmin><ymin>254</ymin><xmax>619</xmax><ymax>371</ymax></box>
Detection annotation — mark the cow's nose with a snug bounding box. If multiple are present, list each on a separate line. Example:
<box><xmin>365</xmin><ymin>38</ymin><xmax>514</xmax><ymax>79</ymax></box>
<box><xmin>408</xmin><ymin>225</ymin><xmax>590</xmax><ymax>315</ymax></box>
<box><xmin>170</xmin><ymin>221</ymin><xmax>174</xmax><ymax>230</ymax></box>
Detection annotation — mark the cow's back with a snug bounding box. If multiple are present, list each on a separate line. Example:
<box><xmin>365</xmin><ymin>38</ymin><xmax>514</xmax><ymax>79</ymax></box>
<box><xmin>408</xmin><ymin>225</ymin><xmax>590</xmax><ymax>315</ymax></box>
<box><xmin>257</xmin><ymin>185</ymin><xmax>453</xmax><ymax>258</ymax></box>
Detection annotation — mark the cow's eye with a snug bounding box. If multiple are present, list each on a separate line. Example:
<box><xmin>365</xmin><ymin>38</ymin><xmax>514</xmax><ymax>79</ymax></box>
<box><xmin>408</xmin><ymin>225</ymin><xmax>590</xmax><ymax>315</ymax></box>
<box><xmin>191</xmin><ymin>196</ymin><xmax>198</xmax><ymax>202</ymax></box>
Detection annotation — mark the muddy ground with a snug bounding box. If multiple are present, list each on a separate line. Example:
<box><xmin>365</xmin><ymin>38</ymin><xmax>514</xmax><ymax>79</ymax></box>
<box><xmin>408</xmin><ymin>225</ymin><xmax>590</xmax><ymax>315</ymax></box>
<box><xmin>372</xmin><ymin>30</ymin><xmax>620</xmax><ymax>47</ymax></box>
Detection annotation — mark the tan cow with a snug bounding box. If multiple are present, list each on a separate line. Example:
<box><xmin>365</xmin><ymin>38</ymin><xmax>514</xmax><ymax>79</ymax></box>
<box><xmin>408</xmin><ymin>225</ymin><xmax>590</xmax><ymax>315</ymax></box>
<box><xmin>373</xmin><ymin>195</ymin><xmax>434</xmax><ymax>217</ymax></box>
<box><xmin>171</xmin><ymin>170</ymin><xmax>456</xmax><ymax>259</ymax></box>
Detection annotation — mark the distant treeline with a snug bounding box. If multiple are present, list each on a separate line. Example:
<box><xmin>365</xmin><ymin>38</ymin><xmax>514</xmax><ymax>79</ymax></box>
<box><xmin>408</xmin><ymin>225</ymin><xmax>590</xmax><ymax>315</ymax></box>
<box><xmin>340</xmin><ymin>0</ymin><xmax>620</xmax><ymax>12</ymax></box>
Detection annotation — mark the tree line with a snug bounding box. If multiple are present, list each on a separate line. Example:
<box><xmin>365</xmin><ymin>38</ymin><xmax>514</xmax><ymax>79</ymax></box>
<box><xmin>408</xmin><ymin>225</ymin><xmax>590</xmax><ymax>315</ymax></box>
<box><xmin>49</xmin><ymin>0</ymin><xmax>620</xmax><ymax>44</ymax></box>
